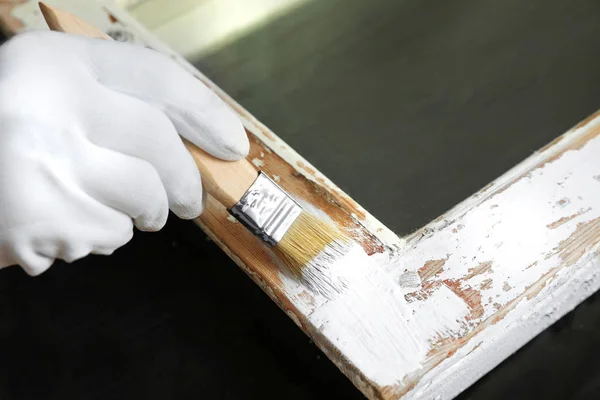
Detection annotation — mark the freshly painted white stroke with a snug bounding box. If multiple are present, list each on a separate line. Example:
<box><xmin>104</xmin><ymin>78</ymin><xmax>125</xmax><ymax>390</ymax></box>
<box><xmin>279</xmin><ymin>244</ymin><xmax>426</xmax><ymax>389</ymax></box>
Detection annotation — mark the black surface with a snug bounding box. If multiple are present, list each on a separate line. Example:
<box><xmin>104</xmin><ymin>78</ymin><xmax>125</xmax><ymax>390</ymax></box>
<box><xmin>198</xmin><ymin>0</ymin><xmax>600</xmax><ymax>235</ymax></box>
<box><xmin>2</xmin><ymin>0</ymin><xmax>600</xmax><ymax>399</ymax></box>
<box><xmin>0</xmin><ymin>216</ymin><xmax>359</xmax><ymax>400</ymax></box>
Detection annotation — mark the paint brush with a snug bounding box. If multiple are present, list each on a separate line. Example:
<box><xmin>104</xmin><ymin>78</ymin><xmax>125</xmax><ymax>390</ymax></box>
<box><xmin>38</xmin><ymin>2</ymin><xmax>351</xmax><ymax>298</ymax></box>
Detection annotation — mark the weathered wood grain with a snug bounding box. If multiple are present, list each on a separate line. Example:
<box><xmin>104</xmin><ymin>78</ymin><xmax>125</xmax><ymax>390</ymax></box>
<box><xmin>3</xmin><ymin>1</ymin><xmax>600</xmax><ymax>399</ymax></box>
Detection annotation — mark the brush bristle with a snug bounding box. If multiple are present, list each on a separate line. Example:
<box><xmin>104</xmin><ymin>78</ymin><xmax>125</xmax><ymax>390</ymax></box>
<box><xmin>272</xmin><ymin>211</ymin><xmax>352</xmax><ymax>298</ymax></box>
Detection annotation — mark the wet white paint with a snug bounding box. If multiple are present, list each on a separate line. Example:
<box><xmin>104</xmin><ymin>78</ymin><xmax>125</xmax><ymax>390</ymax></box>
<box><xmin>281</xmin><ymin>244</ymin><xmax>426</xmax><ymax>388</ymax></box>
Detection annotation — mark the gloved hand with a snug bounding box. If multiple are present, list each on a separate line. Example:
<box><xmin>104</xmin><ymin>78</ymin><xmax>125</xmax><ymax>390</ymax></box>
<box><xmin>0</xmin><ymin>31</ymin><xmax>249</xmax><ymax>275</ymax></box>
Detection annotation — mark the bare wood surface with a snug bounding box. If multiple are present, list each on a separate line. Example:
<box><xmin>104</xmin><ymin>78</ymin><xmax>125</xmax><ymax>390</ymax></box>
<box><xmin>186</xmin><ymin>143</ymin><xmax>258</xmax><ymax>208</ymax></box>
<box><xmin>39</xmin><ymin>1</ymin><xmax>110</xmax><ymax>39</ymax></box>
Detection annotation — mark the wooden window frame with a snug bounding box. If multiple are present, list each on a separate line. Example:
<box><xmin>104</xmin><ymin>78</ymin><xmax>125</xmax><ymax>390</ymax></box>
<box><xmin>3</xmin><ymin>1</ymin><xmax>600</xmax><ymax>399</ymax></box>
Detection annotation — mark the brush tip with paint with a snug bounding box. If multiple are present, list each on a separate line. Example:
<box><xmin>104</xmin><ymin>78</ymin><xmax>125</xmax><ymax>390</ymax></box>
<box><xmin>227</xmin><ymin>171</ymin><xmax>352</xmax><ymax>297</ymax></box>
<box><xmin>273</xmin><ymin>210</ymin><xmax>352</xmax><ymax>297</ymax></box>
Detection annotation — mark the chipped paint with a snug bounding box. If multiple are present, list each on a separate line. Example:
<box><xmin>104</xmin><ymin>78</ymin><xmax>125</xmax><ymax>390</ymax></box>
<box><xmin>418</xmin><ymin>258</ymin><xmax>447</xmax><ymax>281</ymax></box>
<box><xmin>551</xmin><ymin>217</ymin><xmax>600</xmax><ymax>266</ymax></box>
<box><xmin>394</xmin><ymin>114</ymin><xmax>600</xmax><ymax>398</ymax></box>
<box><xmin>251</xmin><ymin>157</ymin><xmax>265</xmax><ymax>168</ymax></box>
<box><xmin>547</xmin><ymin>208</ymin><xmax>590</xmax><ymax>229</ymax></box>
<box><xmin>409</xmin><ymin>284</ymin><xmax>470</xmax><ymax>340</ymax></box>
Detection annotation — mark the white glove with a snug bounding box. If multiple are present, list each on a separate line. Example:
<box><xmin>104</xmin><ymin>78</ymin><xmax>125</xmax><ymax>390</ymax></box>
<box><xmin>0</xmin><ymin>31</ymin><xmax>249</xmax><ymax>275</ymax></box>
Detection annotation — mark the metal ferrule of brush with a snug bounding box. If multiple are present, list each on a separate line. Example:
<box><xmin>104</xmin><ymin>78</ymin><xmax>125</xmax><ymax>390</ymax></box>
<box><xmin>229</xmin><ymin>172</ymin><xmax>302</xmax><ymax>246</ymax></box>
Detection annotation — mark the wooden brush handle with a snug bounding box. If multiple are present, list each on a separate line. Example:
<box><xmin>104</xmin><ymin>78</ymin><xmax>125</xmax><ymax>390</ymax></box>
<box><xmin>39</xmin><ymin>2</ymin><xmax>257</xmax><ymax>208</ymax></box>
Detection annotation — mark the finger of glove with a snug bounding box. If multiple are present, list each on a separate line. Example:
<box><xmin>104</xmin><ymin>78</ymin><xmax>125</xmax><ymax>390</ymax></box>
<box><xmin>77</xmin><ymin>142</ymin><xmax>169</xmax><ymax>232</ymax></box>
<box><xmin>83</xmin><ymin>36</ymin><xmax>249</xmax><ymax>161</ymax></box>
<box><xmin>30</xmin><ymin>205</ymin><xmax>134</xmax><ymax>267</ymax></box>
<box><xmin>11</xmin><ymin>246</ymin><xmax>54</xmax><ymax>276</ymax></box>
<box><xmin>79</xmin><ymin>87</ymin><xmax>204</xmax><ymax>219</ymax></box>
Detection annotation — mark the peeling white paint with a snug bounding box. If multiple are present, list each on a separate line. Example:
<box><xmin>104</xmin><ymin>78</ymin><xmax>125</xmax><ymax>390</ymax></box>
<box><xmin>405</xmin><ymin>254</ymin><xmax>600</xmax><ymax>400</ymax></box>
<box><xmin>251</xmin><ymin>157</ymin><xmax>265</xmax><ymax>168</ymax></box>
<box><xmin>399</xmin><ymin>132</ymin><xmax>600</xmax><ymax>323</ymax></box>
<box><xmin>280</xmin><ymin>116</ymin><xmax>600</xmax><ymax>397</ymax></box>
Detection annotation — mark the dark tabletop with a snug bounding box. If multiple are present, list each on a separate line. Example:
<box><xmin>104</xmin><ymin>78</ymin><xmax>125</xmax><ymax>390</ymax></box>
<box><xmin>2</xmin><ymin>0</ymin><xmax>600</xmax><ymax>398</ymax></box>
